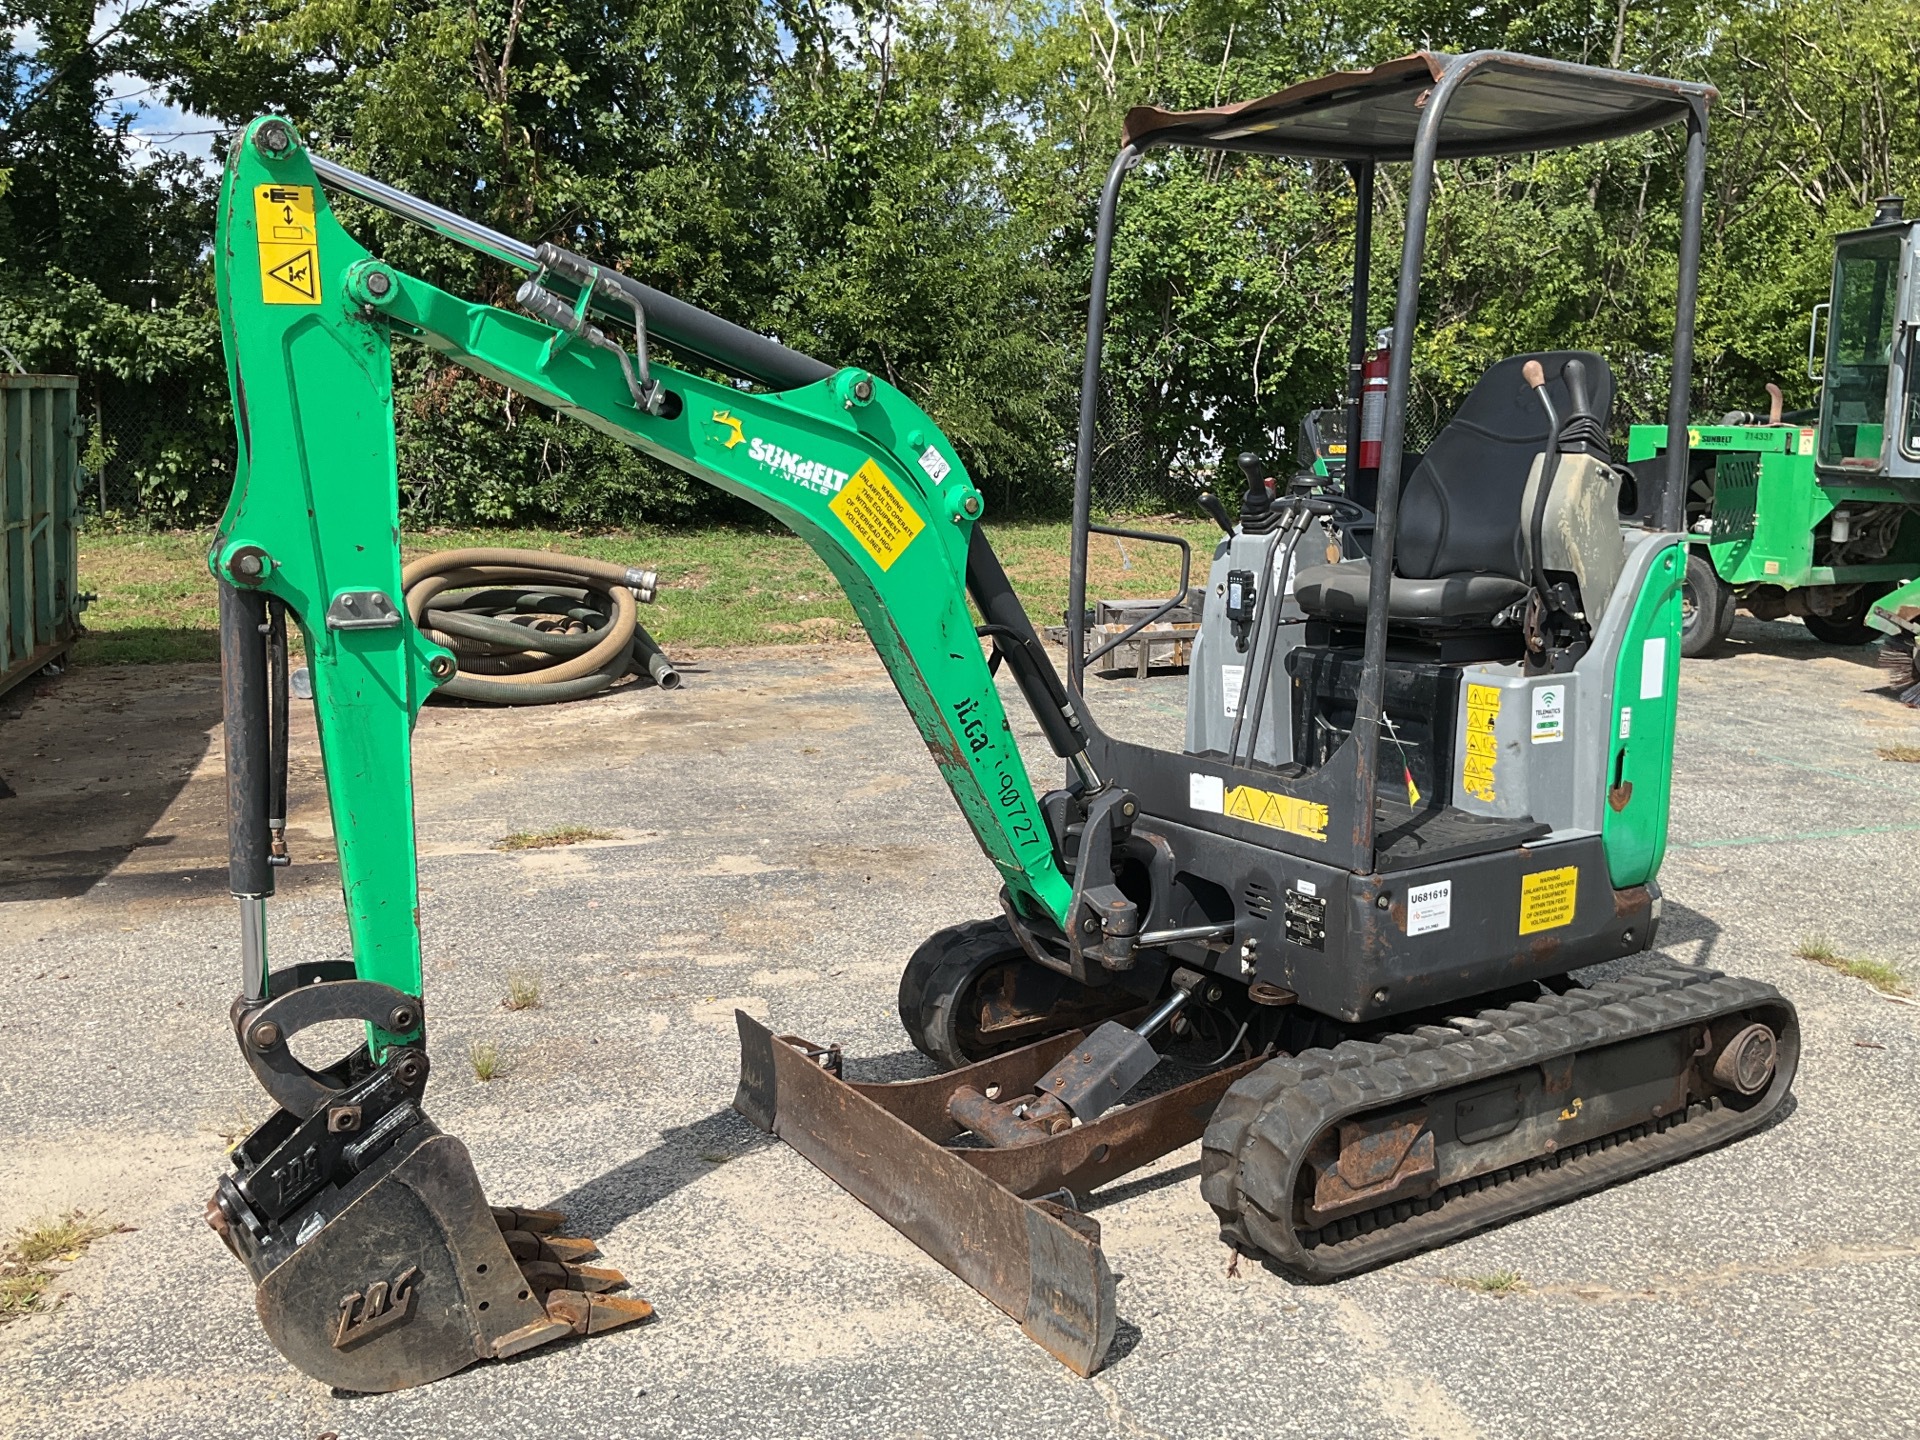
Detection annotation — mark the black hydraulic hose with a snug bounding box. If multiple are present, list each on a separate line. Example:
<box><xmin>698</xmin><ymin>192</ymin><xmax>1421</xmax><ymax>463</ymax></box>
<box><xmin>265</xmin><ymin>597</ymin><xmax>290</xmax><ymax>867</ymax></box>
<box><xmin>220</xmin><ymin>583</ymin><xmax>273</xmax><ymax>899</ymax></box>
<box><xmin>964</xmin><ymin>525</ymin><xmax>1087</xmax><ymax>762</ymax></box>
<box><xmin>401</xmin><ymin>549</ymin><xmax>681</xmax><ymax>704</ymax></box>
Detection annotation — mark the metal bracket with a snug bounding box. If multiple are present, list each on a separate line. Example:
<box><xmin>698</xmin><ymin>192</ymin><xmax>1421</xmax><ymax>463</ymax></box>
<box><xmin>326</xmin><ymin>591</ymin><xmax>402</xmax><ymax>631</ymax></box>
<box><xmin>517</xmin><ymin>243</ymin><xmax>667</xmax><ymax>416</ymax></box>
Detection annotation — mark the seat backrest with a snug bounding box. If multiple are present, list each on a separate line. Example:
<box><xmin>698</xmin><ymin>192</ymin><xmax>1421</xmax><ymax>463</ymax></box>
<box><xmin>1396</xmin><ymin>352</ymin><xmax>1616</xmax><ymax>581</ymax></box>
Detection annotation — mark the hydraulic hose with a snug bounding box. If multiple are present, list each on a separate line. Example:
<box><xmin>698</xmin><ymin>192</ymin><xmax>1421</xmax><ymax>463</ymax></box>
<box><xmin>400</xmin><ymin>547</ymin><xmax>681</xmax><ymax>704</ymax></box>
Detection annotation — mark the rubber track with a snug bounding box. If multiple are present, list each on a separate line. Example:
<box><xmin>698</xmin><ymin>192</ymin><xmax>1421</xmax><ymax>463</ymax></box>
<box><xmin>1200</xmin><ymin>965</ymin><xmax>1797</xmax><ymax>1279</ymax></box>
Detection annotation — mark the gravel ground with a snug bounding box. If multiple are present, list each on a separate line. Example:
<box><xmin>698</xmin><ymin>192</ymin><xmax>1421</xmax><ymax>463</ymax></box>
<box><xmin>1</xmin><ymin>614</ymin><xmax>1916</xmax><ymax>1440</ymax></box>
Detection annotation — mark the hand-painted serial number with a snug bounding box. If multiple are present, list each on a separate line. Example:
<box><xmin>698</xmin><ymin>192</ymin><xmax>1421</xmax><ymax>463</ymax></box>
<box><xmin>952</xmin><ymin>696</ymin><xmax>1041</xmax><ymax>848</ymax></box>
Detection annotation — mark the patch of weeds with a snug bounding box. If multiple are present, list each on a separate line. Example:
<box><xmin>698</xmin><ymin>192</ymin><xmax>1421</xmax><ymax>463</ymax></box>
<box><xmin>697</xmin><ymin>1151</ymin><xmax>734</xmax><ymax>1165</ymax></box>
<box><xmin>1447</xmin><ymin>1270</ymin><xmax>1527</xmax><ymax>1297</ymax></box>
<box><xmin>1</xmin><ymin>1211</ymin><xmax>121</xmax><ymax>1323</ymax></box>
<box><xmin>1797</xmin><ymin>937</ymin><xmax>1912</xmax><ymax>995</ymax></box>
<box><xmin>503</xmin><ymin>970</ymin><xmax>543</xmax><ymax>1012</ymax></box>
<box><xmin>0</xmin><ymin>1269</ymin><xmax>51</xmax><ymax>1320</ymax></box>
<box><xmin>469</xmin><ymin>1039</ymin><xmax>506</xmax><ymax>1081</ymax></box>
<box><xmin>492</xmin><ymin>826</ymin><xmax>616</xmax><ymax>852</ymax></box>
<box><xmin>1876</xmin><ymin>744</ymin><xmax>1920</xmax><ymax>763</ymax></box>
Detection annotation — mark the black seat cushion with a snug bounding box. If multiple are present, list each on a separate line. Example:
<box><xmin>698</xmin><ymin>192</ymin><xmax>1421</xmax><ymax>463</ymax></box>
<box><xmin>1398</xmin><ymin>351</ymin><xmax>1615</xmax><ymax>580</ymax></box>
<box><xmin>1294</xmin><ymin>561</ymin><xmax>1529</xmax><ymax>625</ymax></box>
<box><xmin>1294</xmin><ymin>351</ymin><xmax>1615</xmax><ymax>628</ymax></box>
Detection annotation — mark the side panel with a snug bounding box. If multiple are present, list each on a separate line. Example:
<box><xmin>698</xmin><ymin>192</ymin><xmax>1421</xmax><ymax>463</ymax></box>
<box><xmin>1603</xmin><ymin>539</ymin><xmax>1683</xmax><ymax>888</ymax></box>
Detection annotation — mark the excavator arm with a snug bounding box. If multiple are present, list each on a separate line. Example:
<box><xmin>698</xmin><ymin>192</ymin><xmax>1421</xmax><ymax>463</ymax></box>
<box><xmin>212</xmin><ymin>118</ymin><xmax>1091</xmax><ymax>1028</ymax></box>
<box><xmin>204</xmin><ymin>116</ymin><xmax>1121</xmax><ymax>1391</ymax></box>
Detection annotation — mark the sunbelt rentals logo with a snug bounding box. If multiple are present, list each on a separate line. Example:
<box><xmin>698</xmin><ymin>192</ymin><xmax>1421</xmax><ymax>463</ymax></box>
<box><xmin>710</xmin><ymin>409</ymin><xmax>849</xmax><ymax>496</ymax></box>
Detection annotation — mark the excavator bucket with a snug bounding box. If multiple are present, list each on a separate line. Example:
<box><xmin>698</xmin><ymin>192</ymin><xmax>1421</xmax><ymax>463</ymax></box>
<box><xmin>206</xmin><ymin>1056</ymin><xmax>652</xmax><ymax>1393</ymax></box>
<box><xmin>733</xmin><ymin>1011</ymin><xmax>1258</xmax><ymax>1375</ymax></box>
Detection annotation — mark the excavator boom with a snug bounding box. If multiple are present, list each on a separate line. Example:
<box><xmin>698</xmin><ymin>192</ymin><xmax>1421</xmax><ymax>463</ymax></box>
<box><xmin>207</xmin><ymin>117</ymin><xmax>1093</xmax><ymax>1390</ymax></box>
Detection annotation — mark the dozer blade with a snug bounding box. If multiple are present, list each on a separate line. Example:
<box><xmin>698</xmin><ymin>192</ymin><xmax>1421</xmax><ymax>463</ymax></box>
<box><xmin>208</xmin><ymin>1060</ymin><xmax>652</xmax><ymax>1392</ymax></box>
<box><xmin>734</xmin><ymin>1010</ymin><xmax>1259</xmax><ymax>1376</ymax></box>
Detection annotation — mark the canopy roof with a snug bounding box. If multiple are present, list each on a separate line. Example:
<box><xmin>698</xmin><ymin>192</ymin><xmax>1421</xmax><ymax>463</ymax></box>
<box><xmin>1120</xmin><ymin>51</ymin><xmax>1714</xmax><ymax>160</ymax></box>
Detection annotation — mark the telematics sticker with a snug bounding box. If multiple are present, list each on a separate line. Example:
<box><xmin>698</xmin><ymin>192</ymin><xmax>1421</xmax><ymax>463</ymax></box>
<box><xmin>1406</xmin><ymin>880</ymin><xmax>1451</xmax><ymax>935</ymax></box>
<box><xmin>830</xmin><ymin>460</ymin><xmax>924</xmax><ymax>571</ymax></box>
<box><xmin>254</xmin><ymin>184</ymin><xmax>320</xmax><ymax>305</ymax></box>
<box><xmin>1530</xmin><ymin>684</ymin><xmax>1564</xmax><ymax>744</ymax></box>
<box><xmin>1519</xmin><ymin>866</ymin><xmax>1578</xmax><ymax>935</ymax></box>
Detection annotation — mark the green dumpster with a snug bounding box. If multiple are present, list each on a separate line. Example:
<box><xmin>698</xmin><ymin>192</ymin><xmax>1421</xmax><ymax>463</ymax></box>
<box><xmin>1</xmin><ymin>375</ymin><xmax>84</xmax><ymax>699</ymax></box>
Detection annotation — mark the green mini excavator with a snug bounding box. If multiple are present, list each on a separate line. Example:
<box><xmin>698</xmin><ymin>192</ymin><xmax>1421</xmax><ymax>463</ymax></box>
<box><xmin>207</xmin><ymin>51</ymin><xmax>1799</xmax><ymax>1392</ymax></box>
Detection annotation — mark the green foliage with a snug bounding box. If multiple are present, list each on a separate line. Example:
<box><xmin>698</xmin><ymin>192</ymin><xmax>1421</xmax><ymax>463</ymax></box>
<box><xmin>6</xmin><ymin>0</ymin><xmax>1920</xmax><ymax>524</ymax></box>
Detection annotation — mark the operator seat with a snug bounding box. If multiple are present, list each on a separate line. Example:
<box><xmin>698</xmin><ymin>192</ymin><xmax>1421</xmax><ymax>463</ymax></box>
<box><xmin>1294</xmin><ymin>352</ymin><xmax>1616</xmax><ymax>627</ymax></box>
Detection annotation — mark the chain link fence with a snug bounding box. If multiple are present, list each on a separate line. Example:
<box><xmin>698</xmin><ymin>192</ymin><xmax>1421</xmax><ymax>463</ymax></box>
<box><xmin>1089</xmin><ymin>379</ymin><xmax>1459</xmax><ymax>516</ymax></box>
<box><xmin>80</xmin><ymin>373</ymin><xmax>234</xmax><ymax>522</ymax></box>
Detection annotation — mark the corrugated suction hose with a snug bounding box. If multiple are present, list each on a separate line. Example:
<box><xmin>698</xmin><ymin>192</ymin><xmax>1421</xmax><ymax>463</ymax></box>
<box><xmin>401</xmin><ymin>547</ymin><xmax>680</xmax><ymax>704</ymax></box>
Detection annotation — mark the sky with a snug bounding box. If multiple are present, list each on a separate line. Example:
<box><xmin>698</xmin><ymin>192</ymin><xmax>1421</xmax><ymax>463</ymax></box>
<box><xmin>8</xmin><ymin>4</ymin><xmax>223</xmax><ymax>167</ymax></box>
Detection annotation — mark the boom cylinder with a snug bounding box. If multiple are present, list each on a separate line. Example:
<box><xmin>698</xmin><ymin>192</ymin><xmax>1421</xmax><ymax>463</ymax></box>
<box><xmin>221</xmin><ymin>582</ymin><xmax>273</xmax><ymax>999</ymax></box>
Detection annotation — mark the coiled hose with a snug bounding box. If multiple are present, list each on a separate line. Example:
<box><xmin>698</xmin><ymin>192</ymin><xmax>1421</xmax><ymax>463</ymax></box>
<box><xmin>401</xmin><ymin>547</ymin><xmax>680</xmax><ymax>705</ymax></box>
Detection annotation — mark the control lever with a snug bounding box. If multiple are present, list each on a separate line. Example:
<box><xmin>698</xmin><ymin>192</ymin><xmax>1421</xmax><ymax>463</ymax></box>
<box><xmin>1237</xmin><ymin>452</ymin><xmax>1279</xmax><ymax>534</ymax></box>
<box><xmin>1197</xmin><ymin>491</ymin><xmax>1235</xmax><ymax>536</ymax></box>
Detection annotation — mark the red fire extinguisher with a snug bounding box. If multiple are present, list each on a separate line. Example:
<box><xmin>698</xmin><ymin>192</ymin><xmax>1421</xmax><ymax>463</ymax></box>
<box><xmin>1357</xmin><ymin>327</ymin><xmax>1392</xmax><ymax>473</ymax></box>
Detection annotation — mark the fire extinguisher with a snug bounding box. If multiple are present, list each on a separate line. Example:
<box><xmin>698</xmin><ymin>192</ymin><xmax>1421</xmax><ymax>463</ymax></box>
<box><xmin>1357</xmin><ymin>327</ymin><xmax>1392</xmax><ymax>474</ymax></box>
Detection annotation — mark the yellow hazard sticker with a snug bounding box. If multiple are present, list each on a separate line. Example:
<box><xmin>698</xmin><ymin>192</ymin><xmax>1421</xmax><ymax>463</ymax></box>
<box><xmin>254</xmin><ymin>184</ymin><xmax>321</xmax><ymax>305</ymax></box>
<box><xmin>1462</xmin><ymin>683</ymin><xmax>1501</xmax><ymax>803</ymax></box>
<box><xmin>830</xmin><ymin>459</ymin><xmax>924</xmax><ymax>571</ymax></box>
<box><xmin>1223</xmin><ymin>784</ymin><xmax>1328</xmax><ymax>842</ymax></box>
<box><xmin>1519</xmin><ymin>866</ymin><xmax>1578</xmax><ymax>935</ymax></box>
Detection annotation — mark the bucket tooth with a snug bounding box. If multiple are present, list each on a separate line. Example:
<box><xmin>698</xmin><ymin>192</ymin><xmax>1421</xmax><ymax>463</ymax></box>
<box><xmin>490</xmin><ymin>1316</ymin><xmax>577</xmax><ymax>1360</ymax></box>
<box><xmin>500</xmin><ymin>1228</ymin><xmax>602</xmax><ymax>1264</ymax></box>
<box><xmin>545</xmin><ymin>1288</ymin><xmax>656</xmax><ymax>1336</ymax></box>
<box><xmin>492</xmin><ymin>1204</ymin><xmax>569</xmax><ymax>1234</ymax></box>
<box><xmin>517</xmin><ymin>1257</ymin><xmax>628</xmax><ymax>1296</ymax></box>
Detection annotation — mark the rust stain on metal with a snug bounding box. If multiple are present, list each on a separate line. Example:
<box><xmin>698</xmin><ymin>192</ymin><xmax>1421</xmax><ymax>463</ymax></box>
<box><xmin>1539</xmin><ymin>1054</ymin><xmax>1575</xmax><ymax>1095</ymax></box>
<box><xmin>1305</xmin><ymin>1108</ymin><xmax>1437</xmax><ymax>1223</ymax></box>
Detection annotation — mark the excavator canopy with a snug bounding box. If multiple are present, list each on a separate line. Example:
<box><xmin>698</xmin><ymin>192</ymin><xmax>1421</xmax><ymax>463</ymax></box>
<box><xmin>1120</xmin><ymin>50</ymin><xmax>1714</xmax><ymax>160</ymax></box>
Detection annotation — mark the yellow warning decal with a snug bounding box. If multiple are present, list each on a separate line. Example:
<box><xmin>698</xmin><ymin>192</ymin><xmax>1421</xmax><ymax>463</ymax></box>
<box><xmin>831</xmin><ymin>459</ymin><xmax>924</xmax><ymax>571</ymax></box>
<box><xmin>254</xmin><ymin>184</ymin><xmax>321</xmax><ymax>305</ymax></box>
<box><xmin>1223</xmin><ymin>784</ymin><xmax>1328</xmax><ymax>842</ymax></box>
<box><xmin>1519</xmin><ymin>866</ymin><xmax>1578</xmax><ymax>935</ymax></box>
<box><xmin>1462</xmin><ymin>683</ymin><xmax>1501</xmax><ymax>803</ymax></box>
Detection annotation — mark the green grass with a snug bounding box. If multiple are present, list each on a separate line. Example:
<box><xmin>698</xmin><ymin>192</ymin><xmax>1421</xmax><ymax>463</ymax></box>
<box><xmin>1796</xmin><ymin>935</ymin><xmax>1912</xmax><ymax>995</ymax></box>
<box><xmin>468</xmin><ymin>1039</ymin><xmax>505</xmax><ymax>1082</ymax></box>
<box><xmin>492</xmin><ymin>826</ymin><xmax>616</xmax><ymax>852</ymax></box>
<box><xmin>0</xmin><ymin>1212</ymin><xmax>120</xmax><ymax>1323</ymax></box>
<box><xmin>74</xmin><ymin>518</ymin><xmax>1217</xmax><ymax>664</ymax></box>
<box><xmin>1447</xmin><ymin>1269</ymin><xmax>1528</xmax><ymax>1297</ymax></box>
<box><xmin>502</xmin><ymin>969</ymin><xmax>543</xmax><ymax>1011</ymax></box>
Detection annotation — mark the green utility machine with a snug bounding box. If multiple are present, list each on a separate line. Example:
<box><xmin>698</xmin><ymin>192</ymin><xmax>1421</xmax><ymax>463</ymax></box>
<box><xmin>205</xmin><ymin>50</ymin><xmax>1799</xmax><ymax>1394</ymax></box>
<box><xmin>1628</xmin><ymin>197</ymin><xmax>1920</xmax><ymax>660</ymax></box>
